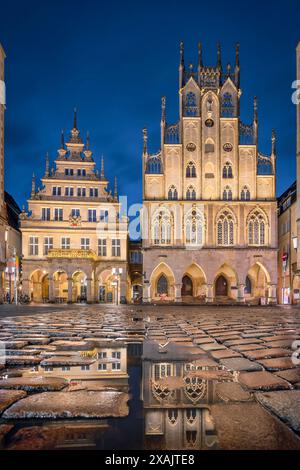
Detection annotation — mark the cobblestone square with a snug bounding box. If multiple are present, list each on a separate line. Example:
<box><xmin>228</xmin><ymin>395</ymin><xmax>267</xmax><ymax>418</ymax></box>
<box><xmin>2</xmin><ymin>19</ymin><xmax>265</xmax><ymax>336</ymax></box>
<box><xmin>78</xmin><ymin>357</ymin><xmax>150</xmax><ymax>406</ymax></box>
<box><xmin>0</xmin><ymin>303</ymin><xmax>300</xmax><ymax>450</ymax></box>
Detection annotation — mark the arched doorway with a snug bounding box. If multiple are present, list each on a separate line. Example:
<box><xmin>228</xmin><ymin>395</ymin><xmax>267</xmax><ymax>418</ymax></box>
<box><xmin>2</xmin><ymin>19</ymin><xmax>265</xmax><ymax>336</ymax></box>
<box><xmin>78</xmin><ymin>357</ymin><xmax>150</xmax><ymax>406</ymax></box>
<box><xmin>215</xmin><ymin>275</ymin><xmax>228</xmax><ymax>296</ymax></box>
<box><xmin>72</xmin><ymin>271</ymin><xmax>87</xmax><ymax>303</ymax></box>
<box><xmin>181</xmin><ymin>275</ymin><xmax>193</xmax><ymax>297</ymax></box>
<box><xmin>53</xmin><ymin>271</ymin><xmax>68</xmax><ymax>302</ymax></box>
<box><xmin>150</xmin><ymin>262</ymin><xmax>175</xmax><ymax>301</ymax></box>
<box><xmin>29</xmin><ymin>270</ymin><xmax>49</xmax><ymax>303</ymax></box>
<box><xmin>246</xmin><ymin>262</ymin><xmax>271</xmax><ymax>302</ymax></box>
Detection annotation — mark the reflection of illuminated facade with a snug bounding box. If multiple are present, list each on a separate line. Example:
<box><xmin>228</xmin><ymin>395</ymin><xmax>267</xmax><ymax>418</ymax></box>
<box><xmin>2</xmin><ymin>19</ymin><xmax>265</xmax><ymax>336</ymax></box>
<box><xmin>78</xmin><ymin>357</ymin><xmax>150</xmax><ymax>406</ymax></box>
<box><xmin>51</xmin><ymin>422</ymin><xmax>109</xmax><ymax>449</ymax></box>
<box><xmin>23</xmin><ymin>343</ymin><xmax>128</xmax><ymax>382</ymax></box>
<box><xmin>142</xmin><ymin>341</ymin><xmax>219</xmax><ymax>450</ymax></box>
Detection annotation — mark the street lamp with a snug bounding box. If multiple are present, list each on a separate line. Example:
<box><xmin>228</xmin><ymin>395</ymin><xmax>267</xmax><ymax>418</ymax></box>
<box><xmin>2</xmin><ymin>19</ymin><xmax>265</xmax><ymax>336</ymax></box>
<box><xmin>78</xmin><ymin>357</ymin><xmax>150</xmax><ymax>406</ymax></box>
<box><xmin>112</xmin><ymin>267</ymin><xmax>123</xmax><ymax>305</ymax></box>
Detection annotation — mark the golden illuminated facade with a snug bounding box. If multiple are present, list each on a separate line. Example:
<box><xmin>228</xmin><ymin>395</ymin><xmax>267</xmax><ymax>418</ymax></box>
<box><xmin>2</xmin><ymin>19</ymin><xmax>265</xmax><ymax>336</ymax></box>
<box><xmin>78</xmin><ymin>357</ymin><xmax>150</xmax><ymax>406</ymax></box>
<box><xmin>277</xmin><ymin>182</ymin><xmax>298</xmax><ymax>304</ymax></box>
<box><xmin>142</xmin><ymin>43</ymin><xmax>277</xmax><ymax>304</ymax></box>
<box><xmin>20</xmin><ymin>113</ymin><xmax>129</xmax><ymax>303</ymax></box>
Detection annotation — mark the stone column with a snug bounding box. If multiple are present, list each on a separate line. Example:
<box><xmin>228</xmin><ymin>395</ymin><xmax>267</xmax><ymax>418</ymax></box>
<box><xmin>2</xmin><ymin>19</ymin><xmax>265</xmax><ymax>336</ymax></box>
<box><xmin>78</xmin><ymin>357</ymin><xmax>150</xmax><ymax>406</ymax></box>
<box><xmin>206</xmin><ymin>284</ymin><xmax>214</xmax><ymax>303</ymax></box>
<box><xmin>237</xmin><ymin>284</ymin><xmax>246</xmax><ymax>303</ymax></box>
<box><xmin>174</xmin><ymin>283</ymin><xmax>182</xmax><ymax>303</ymax></box>
<box><xmin>143</xmin><ymin>284</ymin><xmax>151</xmax><ymax>303</ymax></box>
<box><xmin>48</xmin><ymin>275</ymin><xmax>54</xmax><ymax>302</ymax></box>
<box><xmin>67</xmin><ymin>277</ymin><xmax>73</xmax><ymax>303</ymax></box>
<box><xmin>268</xmin><ymin>284</ymin><xmax>277</xmax><ymax>304</ymax></box>
<box><xmin>86</xmin><ymin>278</ymin><xmax>92</xmax><ymax>303</ymax></box>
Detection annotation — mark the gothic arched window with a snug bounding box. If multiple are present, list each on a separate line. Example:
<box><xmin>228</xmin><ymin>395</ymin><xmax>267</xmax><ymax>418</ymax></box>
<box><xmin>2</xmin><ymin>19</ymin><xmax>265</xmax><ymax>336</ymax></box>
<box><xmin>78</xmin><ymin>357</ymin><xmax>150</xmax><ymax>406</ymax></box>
<box><xmin>186</xmin><ymin>186</ymin><xmax>196</xmax><ymax>200</ymax></box>
<box><xmin>157</xmin><ymin>274</ymin><xmax>168</xmax><ymax>295</ymax></box>
<box><xmin>168</xmin><ymin>185</ymin><xmax>178</xmax><ymax>200</ymax></box>
<box><xmin>185</xmin><ymin>208</ymin><xmax>205</xmax><ymax>246</ymax></box>
<box><xmin>184</xmin><ymin>92</ymin><xmax>197</xmax><ymax>116</ymax></box>
<box><xmin>217</xmin><ymin>210</ymin><xmax>235</xmax><ymax>246</ymax></box>
<box><xmin>223</xmin><ymin>185</ymin><xmax>232</xmax><ymax>201</ymax></box>
<box><xmin>248</xmin><ymin>210</ymin><xmax>267</xmax><ymax>246</ymax></box>
<box><xmin>186</xmin><ymin>162</ymin><xmax>196</xmax><ymax>178</ymax></box>
<box><xmin>222</xmin><ymin>162</ymin><xmax>233</xmax><ymax>179</ymax></box>
<box><xmin>241</xmin><ymin>186</ymin><xmax>250</xmax><ymax>200</ymax></box>
<box><xmin>146</xmin><ymin>156</ymin><xmax>162</xmax><ymax>174</ymax></box>
<box><xmin>221</xmin><ymin>92</ymin><xmax>234</xmax><ymax>117</ymax></box>
<box><xmin>152</xmin><ymin>209</ymin><xmax>172</xmax><ymax>245</ymax></box>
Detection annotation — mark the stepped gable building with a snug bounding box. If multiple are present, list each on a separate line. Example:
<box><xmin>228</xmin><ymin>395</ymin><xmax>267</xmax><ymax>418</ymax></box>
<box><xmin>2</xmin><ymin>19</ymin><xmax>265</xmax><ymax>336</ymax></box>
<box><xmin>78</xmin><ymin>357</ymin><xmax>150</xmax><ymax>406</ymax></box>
<box><xmin>142</xmin><ymin>42</ymin><xmax>277</xmax><ymax>304</ymax></box>
<box><xmin>20</xmin><ymin>112</ymin><xmax>129</xmax><ymax>303</ymax></box>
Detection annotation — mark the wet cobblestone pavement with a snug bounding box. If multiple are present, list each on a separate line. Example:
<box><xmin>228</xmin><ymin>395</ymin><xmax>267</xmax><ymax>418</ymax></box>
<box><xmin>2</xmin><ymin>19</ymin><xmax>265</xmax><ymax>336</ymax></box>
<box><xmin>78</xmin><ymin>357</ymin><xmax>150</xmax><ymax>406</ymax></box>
<box><xmin>0</xmin><ymin>304</ymin><xmax>300</xmax><ymax>450</ymax></box>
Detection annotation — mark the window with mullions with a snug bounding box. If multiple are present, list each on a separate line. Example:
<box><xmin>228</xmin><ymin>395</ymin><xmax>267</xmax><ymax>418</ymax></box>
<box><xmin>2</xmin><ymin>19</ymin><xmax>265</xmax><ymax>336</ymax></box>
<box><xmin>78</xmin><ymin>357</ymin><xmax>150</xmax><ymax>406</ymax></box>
<box><xmin>98</xmin><ymin>239</ymin><xmax>107</xmax><ymax>256</ymax></box>
<box><xmin>146</xmin><ymin>156</ymin><xmax>162</xmax><ymax>174</ymax></box>
<box><xmin>44</xmin><ymin>237</ymin><xmax>53</xmax><ymax>255</ymax></box>
<box><xmin>81</xmin><ymin>238</ymin><xmax>90</xmax><ymax>250</ymax></box>
<box><xmin>217</xmin><ymin>211</ymin><xmax>234</xmax><ymax>246</ymax></box>
<box><xmin>42</xmin><ymin>208</ymin><xmax>50</xmax><ymax>221</ymax></box>
<box><xmin>248</xmin><ymin>211</ymin><xmax>267</xmax><ymax>246</ymax></box>
<box><xmin>223</xmin><ymin>186</ymin><xmax>233</xmax><ymax>200</ymax></box>
<box><xmin>152</xmin><ymin>210</ymin><xmax>172</xmax><ymax>245</ymax></box>
<box><xmin>112</xmin><ymin>239</ymin><xmax>121</xmax><ymax>257</ymax></box>
<box><xmin>241</xmin><ymin>186</ymin><xmax>250</xmax><ymax>201</ymax></box>
<box><xmin>168</xmin><ymin>185</ymin><xmax>178</xmax><ymax>200</ymax></box>
<box><xmin>221</xmin><ymin>92</ymin><xmax>234</xmax><ymax>117</ymax></box>
<box><xmin>184</xmin><ymin>91</ymin><xmax>197</xmax><ymax>116</ymax></box>
<box><xmin>186</xmin><ymin>186</ymin><xmax>196</xmax><ymax>200</ymax></box>
<box><xmin>61</xmin><ymin>237</ymin><xmax>70</xmax><ymax>249</ymax></box>
<box><xmin>88</xmin><ymin>209</ymin><xmax>97</xmax><ymax>222</ymax></box>
<box><xmin>29</xmin><ymin>237</ymin><xmax>39</xmax><ymax>256</ymax></box>
<box><xmin>186</xmin><ymin>162</ymin><xmax>196</xmax><ymax>178</ymax></box>
<box><xmin>77</xmin><ymin>187</ymin><xmax>86</xmax><ymax>197</ymax></box>
<box><xmin>222</xmin><ymin>162</ymin><xmax>233</xmax><ymax>179</ymax></box>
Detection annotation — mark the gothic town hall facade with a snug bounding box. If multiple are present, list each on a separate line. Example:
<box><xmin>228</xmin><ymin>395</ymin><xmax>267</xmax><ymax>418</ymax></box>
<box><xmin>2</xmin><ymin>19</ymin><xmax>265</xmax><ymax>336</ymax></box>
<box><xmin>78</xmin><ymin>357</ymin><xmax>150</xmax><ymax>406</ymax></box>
<box><xmin>142</xmin><ymin>43</ymin><xmax>277</xmax><ymax>304</ymax></box>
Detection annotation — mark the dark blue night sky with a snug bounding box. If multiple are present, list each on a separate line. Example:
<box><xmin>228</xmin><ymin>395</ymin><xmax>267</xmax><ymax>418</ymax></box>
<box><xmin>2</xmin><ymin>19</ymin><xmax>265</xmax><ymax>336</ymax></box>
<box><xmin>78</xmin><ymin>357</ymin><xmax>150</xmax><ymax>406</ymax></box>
<box><xmin>1</xmin><ymin>0</ymin><xmax>299</xmax><ymax>209</ymax></box>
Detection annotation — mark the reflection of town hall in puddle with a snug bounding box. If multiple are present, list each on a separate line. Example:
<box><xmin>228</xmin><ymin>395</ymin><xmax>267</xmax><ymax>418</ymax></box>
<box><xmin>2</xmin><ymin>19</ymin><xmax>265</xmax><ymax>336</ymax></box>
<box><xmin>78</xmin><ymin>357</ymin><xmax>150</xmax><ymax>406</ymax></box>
<box><xmin>142</xmin><ymin>341</ymin><xmax>219</xmax><ymax>450</ymax></box>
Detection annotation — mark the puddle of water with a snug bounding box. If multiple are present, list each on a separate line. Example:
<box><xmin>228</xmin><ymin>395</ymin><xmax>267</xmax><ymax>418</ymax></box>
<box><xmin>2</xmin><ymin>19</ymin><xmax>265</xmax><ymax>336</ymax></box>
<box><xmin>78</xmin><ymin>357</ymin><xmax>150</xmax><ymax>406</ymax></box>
<box><xmin>0</xmin><ymin>311</ymin><xmax>300</xmax><ymax>450</ymax></box>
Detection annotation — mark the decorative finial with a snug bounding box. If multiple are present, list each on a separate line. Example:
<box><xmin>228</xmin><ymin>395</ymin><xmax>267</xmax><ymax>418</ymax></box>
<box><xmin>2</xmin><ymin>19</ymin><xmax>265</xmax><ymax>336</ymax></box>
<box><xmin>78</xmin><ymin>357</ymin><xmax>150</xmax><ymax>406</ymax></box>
<box><xmin>226</xmin><ymin>63</ymin><xmax>231</xmax><ymax>76</ymax></box>
<box><xmin>161</xmin><ymin>96</ymin><xmax>166</xmax><ymax>123</ymax></box>
<box><xmin>198</xmin><ymin>42</ymin><xmax>203</xmax><ymax>68</ymax></box>
<box><xmin>272</xmin><ymin>129</ymin><xmax>276</xmax><ymax>155</ymax></box>
<box><xmin>180</xmin><ymin>41</ymin><xmax>184</xmax><ymax>66</ymax></box>
<box><xmin>60</xmin><ymin>130</ymin><xmax>65</xmax><ymax>149</ymax></box>
<box><xmin>217</xmin><ymin>42</ymin><xmax>222</xmax><ymax>69</ymax></box>
<box><xmin>101</xmin><ymin>154</ymin><xmax>105</xmax><ymax>179</ymax></box>
<box><xmin>143</xmin><ymin>128</ymin><xmax>148</xmax><ymax>155</ymax></box>
<box><xmin>45</xmin><ymin>152</ymin><xmax>49</xmax><ymax>177</ymax></box>
<box><xmin>73</xmin><ymin>107</ymin><xmax>77</xmax><ymax>129</ymax></box>
<box><xmin>86</xmin><ymin>131</ymin><xmax>90</xmax><ymax>150</ymax></box>
<box><xmin>31</xmin><ymin>173</ymin><xmax>36</xmax><ymax>197</ymax></box>
<box><xmin>114</xmin><ymin>176</ymin><xmax>118</xmax><ymax>201</ymax></box>
<box><xmin>235</xmin><ymin>43</ymin><xmax>240</xmax><ymax>67</ymax></box>
<box><xmin>254</xmin><ymin>96</ymin><xmax>258</xmax><ymax>122</ymax></box>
